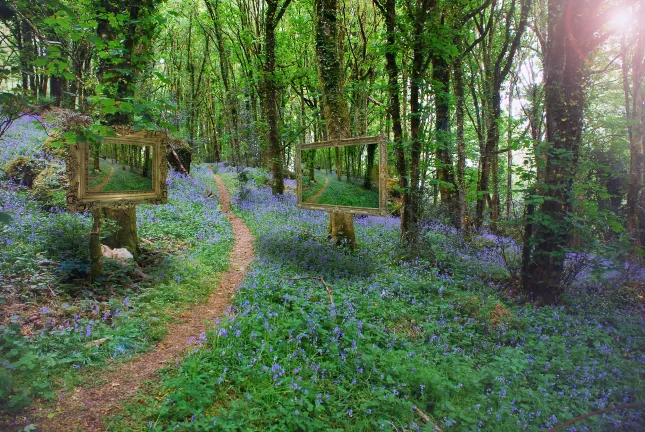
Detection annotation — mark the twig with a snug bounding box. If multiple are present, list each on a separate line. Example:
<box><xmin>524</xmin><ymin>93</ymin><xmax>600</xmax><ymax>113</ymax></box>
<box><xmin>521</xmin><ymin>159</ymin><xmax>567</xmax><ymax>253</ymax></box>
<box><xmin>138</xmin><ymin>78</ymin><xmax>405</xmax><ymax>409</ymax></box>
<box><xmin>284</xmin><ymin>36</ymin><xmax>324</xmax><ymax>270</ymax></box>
<box><xmin>547</xmin><ymin>403</ymin><xmax>645</xmax><ymax>431</ymax></box>
<box><xmin>414</xmin><ymin>406</ymin><xmax>443</xmax><ymax>431</ymax></box>
<box><xmin>281</xmin><ymin>276</ymin><xmax>334</xmax><ymax>308</ymax></box>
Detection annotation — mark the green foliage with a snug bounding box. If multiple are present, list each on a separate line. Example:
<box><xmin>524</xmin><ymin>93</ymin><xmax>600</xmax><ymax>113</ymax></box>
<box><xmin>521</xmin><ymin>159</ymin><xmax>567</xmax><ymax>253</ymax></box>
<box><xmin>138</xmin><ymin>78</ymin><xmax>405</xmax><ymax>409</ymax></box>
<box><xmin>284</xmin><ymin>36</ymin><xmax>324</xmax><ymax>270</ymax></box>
<box><xmin>0</xmin><ymin>323</ymin><xmax>55</xmax><ymax>412</ymax></box>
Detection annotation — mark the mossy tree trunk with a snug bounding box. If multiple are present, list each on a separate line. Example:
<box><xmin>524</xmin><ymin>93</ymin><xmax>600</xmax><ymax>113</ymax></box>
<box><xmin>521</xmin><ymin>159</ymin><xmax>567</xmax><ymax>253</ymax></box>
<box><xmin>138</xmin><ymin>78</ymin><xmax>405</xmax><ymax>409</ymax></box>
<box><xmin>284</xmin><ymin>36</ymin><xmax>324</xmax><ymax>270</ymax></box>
<box><xmin>314</xmin><ymin>0</ymin><xmax>357</xmax><ymax>248</ymax></box>
<box><xmin>102</xmin><ymin>207</ymin><xmax>140</xmax><ymax>259</ymax></box>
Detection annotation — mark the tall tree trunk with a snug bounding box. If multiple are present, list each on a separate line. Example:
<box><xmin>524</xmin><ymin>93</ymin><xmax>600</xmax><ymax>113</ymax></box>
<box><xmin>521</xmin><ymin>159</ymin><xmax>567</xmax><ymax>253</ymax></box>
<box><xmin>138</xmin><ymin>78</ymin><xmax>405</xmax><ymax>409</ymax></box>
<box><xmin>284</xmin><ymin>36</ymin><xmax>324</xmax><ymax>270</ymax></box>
<box><xmin>507</xmin><ymin>77</ymin><xmax>515</xmax><ymax>218</ymax></box>
<box><xmin>524</xmin><ymin>0</ymin><xmax>592</xmax><ymax>303</ymax></box>
<box><xmin>431</xmin><ymin>52</ymin><xmax>458</xmax><ymax>220</ymax></box>
<box><xmin>453</xmin><ymin>56</ymin><xmax>470</xmax><ymax>237</ymax></box>
<box><xmin>205</xmin><ymin>0</ymin><xmax>241</xmax><ymax>164</ymax></box>
<box><xmin>404</xmin><ymin>0</ymin><xmax>433</xmax><ymax>247</ymax></box>
<box><xmin>626</xmin><ymin>18</ymin><xmax>645</xmax><ymax>253</ymax></box>
<box><xmin>314</xmin><ymin>0</ymin><xmax>357</xmax><ymax>248</ymax></box>
<box><xmin>94</xmin><ymin>0</ymin><xmax>159</xmax><ymax>261</ymax></box>
<box><xmin>262</xmin><ymin>0</ymin><xmax>291</xmax><ymax>195</ymax></box>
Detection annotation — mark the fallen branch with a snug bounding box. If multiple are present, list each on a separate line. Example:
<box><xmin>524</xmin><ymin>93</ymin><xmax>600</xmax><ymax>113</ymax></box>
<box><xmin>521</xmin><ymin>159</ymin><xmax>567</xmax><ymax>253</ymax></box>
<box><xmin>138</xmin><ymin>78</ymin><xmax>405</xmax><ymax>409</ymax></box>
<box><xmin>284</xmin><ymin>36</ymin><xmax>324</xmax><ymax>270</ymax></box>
<box><xmin>140</xmin><ymin>238</ymin><xmax>155</xmax><ymax>245</ymax></box>
<box><xmin>413</xmin><ymin>406</ymin><xmax>443</xmax><ymax>431</ymax></box>
<box><xmin>281</xmin><ymin>276</ymin><xmax>334</xmax><ymax>308</ymax></box>
<box><xmin>38</xmin><ymin>260</ymin><xmax>61</xmax><ymax>267</ymax></box>
<box><xmin>547</xmin><ymin>403</ymin><xmax>645</xmax><ymax>431</ymax></box>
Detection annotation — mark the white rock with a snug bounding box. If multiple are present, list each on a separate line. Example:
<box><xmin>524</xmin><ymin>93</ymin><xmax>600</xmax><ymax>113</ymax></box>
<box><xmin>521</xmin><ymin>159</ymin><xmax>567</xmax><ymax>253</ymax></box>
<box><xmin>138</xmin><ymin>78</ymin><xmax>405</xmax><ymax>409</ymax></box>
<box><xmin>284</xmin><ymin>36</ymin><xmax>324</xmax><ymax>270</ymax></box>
<box><xmin>101</xmin><ymin>244</ymin><xmax>134</xmax><ymax>262</ymax></box>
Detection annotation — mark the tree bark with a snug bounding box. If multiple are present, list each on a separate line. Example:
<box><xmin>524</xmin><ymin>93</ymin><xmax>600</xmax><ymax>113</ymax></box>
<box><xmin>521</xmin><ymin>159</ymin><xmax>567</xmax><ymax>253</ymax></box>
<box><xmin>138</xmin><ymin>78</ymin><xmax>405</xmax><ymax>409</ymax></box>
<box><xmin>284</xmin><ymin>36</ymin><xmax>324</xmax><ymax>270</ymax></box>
<box><xmin>626</xmin><ymin>15</ymin><xmax>645</xmax><ymax>253</ymax></box>
<box><xmin>453</xmin><ymin>56</ymin><xmax>470</xmax><ymax>237</ymax></box>
<box><xmin>524</xmin><ymin>0</ymin><xmax>591</xmax><ymax>303</ymax></box>
<box><xmin>431</xmin><ymin>51</ymin><xmax>458</xmax><ymax>219</ymax></box>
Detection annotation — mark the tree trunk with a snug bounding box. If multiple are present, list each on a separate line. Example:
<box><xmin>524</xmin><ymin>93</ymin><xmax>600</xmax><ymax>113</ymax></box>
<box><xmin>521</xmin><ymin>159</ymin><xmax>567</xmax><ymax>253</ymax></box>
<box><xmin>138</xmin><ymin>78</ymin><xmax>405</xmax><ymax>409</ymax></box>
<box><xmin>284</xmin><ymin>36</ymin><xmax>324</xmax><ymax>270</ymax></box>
<box><xmin>431</xmin><ymin>52</ymin><xmax>458</xmax><ymax>220</ymax></box>
<box><xmin>405</xmin><ymin>1</ymin><xmax>433</xmax><ymax>247</ymax></box>
<box><xmin>262</xmin><ymin>0</ymin><xmax>288</xmax><ymax>195</ymax></box>
<box><xmin>453</xmin><ymin>56</ymin><xmax>470</xmax><ymax>237</ymax></box>
<box><xmin>375</xmin><ymin>0</ymin><xmax>408</xmax><ymax>239</ymax></box>
<box><xmin>626</xmin><ymin>19</ymin><xmax>645</xmax><ymax>253</ymax></box>
<box><xmin>314</xmin><ymin>0</ymin><xmax>357</xmax><ymax>248</ymax></box>
<box><xmin>102</xmin><ymin>207</ymin><xmax>140</xmax><ymax>259</ymax></box>
<box><xmin>524</xmin><ymin>0</ymin><xmax>589</xmax><ymax>303</ymax></box>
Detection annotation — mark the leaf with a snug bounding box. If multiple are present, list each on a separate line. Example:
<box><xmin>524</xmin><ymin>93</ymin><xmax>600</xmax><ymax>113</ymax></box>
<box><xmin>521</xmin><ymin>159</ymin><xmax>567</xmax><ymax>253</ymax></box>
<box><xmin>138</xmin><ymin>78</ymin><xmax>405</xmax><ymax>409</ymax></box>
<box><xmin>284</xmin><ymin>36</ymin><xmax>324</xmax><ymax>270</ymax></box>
<box><xmin>0</xmin><ymin>212</ymin><xmax>12</xmax><ymax>226</ymax></box>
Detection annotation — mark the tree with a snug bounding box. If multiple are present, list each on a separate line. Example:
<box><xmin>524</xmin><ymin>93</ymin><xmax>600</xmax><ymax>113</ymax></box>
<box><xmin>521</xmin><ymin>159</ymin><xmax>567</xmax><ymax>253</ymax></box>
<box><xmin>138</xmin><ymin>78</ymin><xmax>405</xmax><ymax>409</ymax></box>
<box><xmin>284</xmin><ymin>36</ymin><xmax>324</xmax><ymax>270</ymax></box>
<box><xmin>624</xmin><ymin>4</ymin><xmax>645</xmax><ymax>252</ymax></box>
<box><xmin>473</xmin><ymin>0</ymin><xmax>533</xmax><ymax>231</ymax></box>
<box><xmin>314</xmin><ymin>0</ymin><xmax>357</xmax><ymax>248</ymax></box>
<box><xmin>96</xmin><ymin>0</ymin><xmax>162</xmax><ymax>260</ymax></box>
<box><xmin>261</xmin><ymin>0</ymin><xmax>292</xmax><ymax>195</ymax></box>
<box><xmin>373</xmin><ymin>0</ymin><xmax>408</xmax><ymax>240</ymax></box>
<box><xmin>523</xmin><ymin>0</ymin><xmax>629</xmax><ymax>303</ymax></box>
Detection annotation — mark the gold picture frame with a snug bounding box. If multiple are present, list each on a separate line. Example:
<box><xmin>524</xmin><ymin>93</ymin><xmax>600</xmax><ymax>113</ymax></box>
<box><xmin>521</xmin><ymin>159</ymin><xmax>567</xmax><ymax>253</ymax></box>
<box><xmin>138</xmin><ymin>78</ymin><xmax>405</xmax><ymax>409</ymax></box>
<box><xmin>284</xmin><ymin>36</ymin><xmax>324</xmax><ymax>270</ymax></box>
<box><xmin>296</xmin><ymin>135</ymin><xmax>388</xmax><ymax>216</ymax></box>
<box><xmin>66</xmin><ymin>132</ymin><xmax>169</xmax><ymax>212</ymax></box>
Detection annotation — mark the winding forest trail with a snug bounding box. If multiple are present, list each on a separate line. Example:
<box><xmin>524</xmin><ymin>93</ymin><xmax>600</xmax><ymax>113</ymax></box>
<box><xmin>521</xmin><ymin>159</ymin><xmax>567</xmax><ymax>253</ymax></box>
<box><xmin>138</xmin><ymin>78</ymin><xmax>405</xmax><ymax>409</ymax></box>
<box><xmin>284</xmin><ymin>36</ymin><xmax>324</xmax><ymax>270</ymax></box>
<box><xmin>36</xmin><ymin>174</ymin><xmax>254</xmax><ymax>432</ymax></box>
<box><xmin>90</xmin><ymin>165</ymin><xmax>115</xmax><ymax>192</ymax></box>
<box><xmin>305</xmin><ymin>174</ymin><xmax>329</xmax><ymax>203</ymax></box>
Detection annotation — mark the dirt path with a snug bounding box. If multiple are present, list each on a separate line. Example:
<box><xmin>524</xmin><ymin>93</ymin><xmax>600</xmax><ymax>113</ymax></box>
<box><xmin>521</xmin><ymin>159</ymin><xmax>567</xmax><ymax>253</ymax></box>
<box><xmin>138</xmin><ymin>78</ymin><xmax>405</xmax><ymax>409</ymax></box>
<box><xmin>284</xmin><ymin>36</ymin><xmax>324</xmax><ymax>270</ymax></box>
<box><xmin>90</xmin><ymin>165</ymin><xmax>115</xmax><ymax>192</ymax></box>
<box><xmin>305</xmin><ymin>174</ymin><xmax>329</xmax><ymax>203</ymax></box>
<box><xmin>34</xmin><ymin>174</ymin><xmax>253</xmax><ymax>432</ymax></box>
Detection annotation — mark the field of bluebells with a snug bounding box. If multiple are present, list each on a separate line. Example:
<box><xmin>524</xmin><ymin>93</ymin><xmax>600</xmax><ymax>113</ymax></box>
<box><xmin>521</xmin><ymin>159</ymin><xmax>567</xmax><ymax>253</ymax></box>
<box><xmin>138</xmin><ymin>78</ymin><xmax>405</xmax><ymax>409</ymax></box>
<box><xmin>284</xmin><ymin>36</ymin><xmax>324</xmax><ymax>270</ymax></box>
<box><xmin>0</xmin><ymin>118</ymin><xmax>234</xmax><ymax>416</ymax></box>
<box><xmin>110</xmin><ymin>170</ymin><xmax>645</xmax><ymax>431</ymax></box>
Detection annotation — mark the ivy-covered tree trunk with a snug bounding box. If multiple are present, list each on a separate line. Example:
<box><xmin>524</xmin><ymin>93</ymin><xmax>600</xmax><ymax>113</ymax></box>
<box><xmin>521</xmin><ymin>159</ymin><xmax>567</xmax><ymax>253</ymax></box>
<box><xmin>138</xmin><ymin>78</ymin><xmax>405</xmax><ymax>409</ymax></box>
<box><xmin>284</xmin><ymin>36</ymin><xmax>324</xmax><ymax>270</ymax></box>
<box><xmin>453</xmin><ymin>56</ymin><xmax>470</xmax><ymax>237</ymax></box>
<box><xmin>374</xmin><ymin>0</ymin><xmax>408</xmax><ymax>241</ymax></box>
<box><xmin>314</xmin><ymin>0</ymin><xmax>357</xmax><ymax>248</ymax></box>
<box><xmin>261</xmin><ymin>0</ymin><xmax>292</xmax><ymax>196</ymax></box>
<box><xmin>523</xmin><ymin>0</ymin><xmax>592</xmax><ymax>303</ymax></box>
<box><xmin>93</xmin><ymin>0</ymin><xmax>160</xmax><ymax>261</ymax></box>
<box><xmin>405</xmin><ymin>0</ymin><xmax>433</xmax><ymax>247</ymax></box>
<box><xmin>431</xmin><ymin>52</ymin><xmax>458</xmax><ymax>221</ymax></box>
<box><xmin>625</xmin><ymin>17</ymin><xmax>645</xmax><ymax>253</ymax></box>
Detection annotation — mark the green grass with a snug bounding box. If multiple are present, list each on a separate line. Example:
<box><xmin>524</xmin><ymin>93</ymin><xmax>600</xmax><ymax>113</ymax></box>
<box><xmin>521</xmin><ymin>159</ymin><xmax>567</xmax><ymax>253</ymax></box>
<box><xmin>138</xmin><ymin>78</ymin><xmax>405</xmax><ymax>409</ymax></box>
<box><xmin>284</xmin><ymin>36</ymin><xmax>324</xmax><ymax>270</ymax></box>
<box><xmin>88</xmin><ymin>160</ymin><xmax>113</xmax><ymax>189</ymax></box>
<box><xmin>301</xmin><ymin>169</ymin><xmax>327</xmax><ymax>202</ymax></box>
<box><xmin>89</xmin><ymin>159</ymin><xmax>153</xmax><ymax>192</ymax></box>
<box><xmin>315</xmin><ymin>172</ymin><xmax>379</xmax><ymax>208</ymax></box>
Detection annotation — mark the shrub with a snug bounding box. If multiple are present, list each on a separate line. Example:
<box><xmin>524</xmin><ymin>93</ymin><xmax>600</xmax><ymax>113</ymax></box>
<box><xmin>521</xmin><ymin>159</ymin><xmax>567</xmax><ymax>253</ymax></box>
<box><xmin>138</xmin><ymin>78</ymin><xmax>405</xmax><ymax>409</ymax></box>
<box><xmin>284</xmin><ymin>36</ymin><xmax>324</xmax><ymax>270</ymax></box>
<box><xmin>31</xmin><ymin>164</ymin><xmax>67</xmax><ymax>207</ymax></box>
<box><xmin>4</xmin><ymin>156</ymin><xmax>41</xmax><ymax>188</ymax></box>
<box><xmin>0</xmin><ymin>324</ymin><xmax>54</xmax><ymax>412</ymax></box>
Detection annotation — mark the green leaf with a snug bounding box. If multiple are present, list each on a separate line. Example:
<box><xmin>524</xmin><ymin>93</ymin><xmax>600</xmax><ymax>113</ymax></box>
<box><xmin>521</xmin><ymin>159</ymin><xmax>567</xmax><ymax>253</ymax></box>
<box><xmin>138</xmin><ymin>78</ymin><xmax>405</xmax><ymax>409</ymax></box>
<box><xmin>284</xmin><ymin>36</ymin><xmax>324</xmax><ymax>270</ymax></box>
<box><xmin>0</xmin><ymin>212</ymin><xmax>13</xmax><ymax>226</ymax></box>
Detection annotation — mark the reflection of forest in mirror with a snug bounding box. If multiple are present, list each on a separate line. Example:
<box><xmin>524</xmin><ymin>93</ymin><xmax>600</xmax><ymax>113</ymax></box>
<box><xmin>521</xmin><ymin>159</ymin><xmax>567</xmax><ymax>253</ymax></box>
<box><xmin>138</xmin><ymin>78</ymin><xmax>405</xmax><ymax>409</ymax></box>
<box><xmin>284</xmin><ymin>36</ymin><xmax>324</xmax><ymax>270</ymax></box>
<box><xmin>88</xmin><ymin>143</ymin><xmax>153</xmax><ymax>193</ymax></box>
<box><xmin>301</xmin><ymin>143</ymin><xmax>379</xmax><ymax>208</ymax></box>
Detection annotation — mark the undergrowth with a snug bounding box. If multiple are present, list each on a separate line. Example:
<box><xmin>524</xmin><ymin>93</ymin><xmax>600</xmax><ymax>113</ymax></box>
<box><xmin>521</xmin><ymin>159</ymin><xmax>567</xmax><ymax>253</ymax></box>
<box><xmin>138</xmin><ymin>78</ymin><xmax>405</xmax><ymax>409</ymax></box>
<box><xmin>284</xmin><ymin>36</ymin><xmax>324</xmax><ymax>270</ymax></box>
<box><xmin>110</xmin><ymin>171</ymin><xmax>645</xmax><ymax>431</ymax></box>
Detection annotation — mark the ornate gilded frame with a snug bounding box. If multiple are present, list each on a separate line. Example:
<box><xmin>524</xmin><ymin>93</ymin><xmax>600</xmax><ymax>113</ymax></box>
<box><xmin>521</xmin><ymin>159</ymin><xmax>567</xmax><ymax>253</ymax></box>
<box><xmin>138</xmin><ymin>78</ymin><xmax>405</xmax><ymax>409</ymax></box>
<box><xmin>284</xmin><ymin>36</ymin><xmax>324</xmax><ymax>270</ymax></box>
<box><xmin>66</xmin><ymin>132</ymin><xmax>169</xmax><ymax>212</ymax></box>
<box><xmin>296</xmin><ymin>135</ymin><xmax>387</xmax><ymax>216</ymax></box>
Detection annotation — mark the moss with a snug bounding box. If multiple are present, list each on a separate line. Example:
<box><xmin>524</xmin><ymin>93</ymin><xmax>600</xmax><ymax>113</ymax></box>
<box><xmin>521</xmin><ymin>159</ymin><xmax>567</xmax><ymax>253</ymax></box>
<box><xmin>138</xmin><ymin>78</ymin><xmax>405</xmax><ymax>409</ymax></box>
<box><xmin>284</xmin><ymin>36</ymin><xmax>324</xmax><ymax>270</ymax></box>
<box><xmin>4</xmin><ymin>156</ymin><xmax>40</xmax><ymax>188</ymax></box>
<box><xmin>31</xmin><ymin>164</ymin><xmax>67</xmax><ymax>205</ymax></box>
<box><xmin>41</xmin><ymin>134</ymin><xmax>67</xmax><ymax>159</ymax></box>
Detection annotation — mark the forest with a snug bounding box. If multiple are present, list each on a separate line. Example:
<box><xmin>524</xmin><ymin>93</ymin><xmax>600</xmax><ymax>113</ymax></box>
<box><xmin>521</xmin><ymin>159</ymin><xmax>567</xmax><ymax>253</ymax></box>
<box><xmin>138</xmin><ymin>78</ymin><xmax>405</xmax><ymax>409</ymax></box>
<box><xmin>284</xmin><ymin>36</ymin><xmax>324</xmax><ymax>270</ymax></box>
<box><xmin>1</xmin><ymin>0</ymin><xmax>645</xmax><ymax>430</ymax></box>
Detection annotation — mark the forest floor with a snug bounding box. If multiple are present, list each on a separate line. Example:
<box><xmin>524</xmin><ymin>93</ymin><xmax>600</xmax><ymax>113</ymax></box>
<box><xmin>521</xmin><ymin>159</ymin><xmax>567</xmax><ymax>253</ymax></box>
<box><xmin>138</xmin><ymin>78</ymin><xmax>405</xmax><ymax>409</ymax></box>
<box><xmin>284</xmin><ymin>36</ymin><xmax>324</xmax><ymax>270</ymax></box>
<box><xmin>2</xmin><ymin>118</ymin><xmax>645</xmax><ymax>431</ymax></box>
<box><xmin>105</xmin><ymin>170</ymin><xmax>644</xmax><ymax>431</ymax></box>
<box><xmin>31</xmin><ymin>174</ymin><xmax>254</xmax><ymax>431</ymax></box>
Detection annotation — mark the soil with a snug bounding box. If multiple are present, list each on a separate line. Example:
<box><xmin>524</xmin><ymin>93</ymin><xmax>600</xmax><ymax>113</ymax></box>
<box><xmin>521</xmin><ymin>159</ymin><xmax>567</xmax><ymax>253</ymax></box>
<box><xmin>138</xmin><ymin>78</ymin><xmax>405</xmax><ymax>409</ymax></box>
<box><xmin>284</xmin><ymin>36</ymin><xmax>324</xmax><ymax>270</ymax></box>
<box><xmin>305</xmin><ymin>174</ymin><xmax>329</xmax><ymax>203</ymax></box>
<box><xmin>89</xmin><ymin>165</ymin><xmax>115</xmax><ymax>193</ymax></box>
<box><xmin>27</xmin><ymin>174</ymin><xmax>254</xmax><ymax>432</ymax></box>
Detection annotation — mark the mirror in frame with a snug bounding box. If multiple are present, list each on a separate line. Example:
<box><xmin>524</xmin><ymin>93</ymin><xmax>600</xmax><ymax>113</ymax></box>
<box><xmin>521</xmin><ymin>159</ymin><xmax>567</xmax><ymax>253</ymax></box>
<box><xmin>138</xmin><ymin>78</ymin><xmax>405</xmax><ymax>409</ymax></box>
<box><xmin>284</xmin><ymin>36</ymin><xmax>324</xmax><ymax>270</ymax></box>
<box><xmin>66</xmin><ymin>132</ymin><xmax>168</xmax><ymax>211</ymax></box>
<box><xmin>296</xmin><ymin>136</ymin><xmax>387</xmax><ymax>216</ymax></box>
